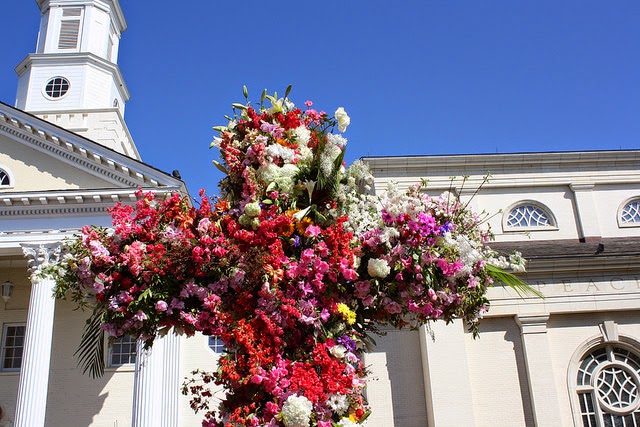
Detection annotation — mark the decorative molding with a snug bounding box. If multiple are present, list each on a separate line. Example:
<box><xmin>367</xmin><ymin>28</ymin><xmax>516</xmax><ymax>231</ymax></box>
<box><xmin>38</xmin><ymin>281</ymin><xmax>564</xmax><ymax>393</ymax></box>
<box><xmin>21</xmin><ymin>243</ymin><xmax>62</xmax><ymax>274</ymax></box>
<box><xmin>599</xmin><ymin>320</ymin><xmax>619</xmax><ymax>343</ymax></box>
<box><xmin>515</xmin><ymin>314</ymin><xmax>550</xmax><ymax>334</ymax></box>
<box><xmin>0</xmin><ymin>188</ymin><xmax>181</xmax><ymax>218</ymax></box>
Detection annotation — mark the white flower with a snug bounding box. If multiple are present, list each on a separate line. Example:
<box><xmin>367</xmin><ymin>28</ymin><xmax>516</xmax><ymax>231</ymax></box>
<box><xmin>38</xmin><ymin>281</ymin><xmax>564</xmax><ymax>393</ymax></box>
<box><xmin>319</xmin><ymin>143</ymin><xmax>342</xmax><ymax>178</ymax></box>
<box><xmin>281</xmin><ymin>395</ymin><xmax>313</xmax><ymax>427</ymax></box>
<box><xmin>244</xmin><ymin>202</ymin><xmax>262</xmax><ymax>218</ymax></box>
<box><xmin>265</xmin><ymin>143</ymin><xmax>296</xmax><ymax>164</ymax></box>
<box><xmin>334</xmin><ymin>107</ymin><xmax>350</xmax><ymax>132</ymax></box>
<box><xmin>327</xmin><ymin>133</ymin><xmax>347</xmax><ymax>148</ymax></box>
<box><xmin>326</xmin><ymin>393</ymin><xmax>349</xmax><ymax>415</ymax></box>
<box><xmin>211</xmin><ymin>136</ymin><xmax>223</xmax><ymax>148</ymax></box>
<box><xmin>336</xmin><ymin>418</ymin><xmax>360</xmax><ymax>427</ymax></box>
<box><xmin>367</xmin><ymin>258</ymin><xmax>390</xmax><ymax>278</ymax></box>
<box><xmin>294</xmin><ymin>126</ymin><xmax>311</xmax><ymax>146</ymax></box>
<box><xmin>257</xmin><ymin>163</ymin><xmax>298</xmax><ymax>194</ymax></box>
<box><xmin>329</xmin><ymin>344</ymin><xmax>347</xmax><ymax>359</ymax></box>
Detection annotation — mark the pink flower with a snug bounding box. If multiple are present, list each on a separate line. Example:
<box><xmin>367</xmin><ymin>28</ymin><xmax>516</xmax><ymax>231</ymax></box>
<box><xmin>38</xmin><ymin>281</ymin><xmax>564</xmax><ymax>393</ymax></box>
<box><xmin>354</xmin><ymin>281</ymin><xmax>370</xmax><ymax>298</ymax></box>
<box><xmin>155</xmin><ymin>300</ymin><xmax>168</xmax><ymax>312</ymax></box>
<box><xmin>304</xmin><ymin>225</ymin><xmax>322</xmax><ymax>237</ymax></box>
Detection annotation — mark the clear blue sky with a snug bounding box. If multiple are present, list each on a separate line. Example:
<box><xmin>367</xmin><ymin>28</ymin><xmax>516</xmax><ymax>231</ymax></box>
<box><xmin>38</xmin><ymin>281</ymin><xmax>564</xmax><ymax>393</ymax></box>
<box><xmin>1</xmin><ymin>1</ymin><xmax>639</xmax><ymax>195</ymax></box>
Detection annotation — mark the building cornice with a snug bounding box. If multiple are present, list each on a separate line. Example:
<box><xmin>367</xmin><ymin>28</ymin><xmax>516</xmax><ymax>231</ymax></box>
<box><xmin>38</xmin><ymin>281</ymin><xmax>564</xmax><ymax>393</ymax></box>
<box><xmin>36</xmin><ymin>0</ymin><xmax>127</xmax><ymax>32</ymax></box>
<box><xmin>363</xmin><ymin>151</ymin><xmax>640</xmax><ymax>190</ymax></box>
<box><xmin>15</xmin><ymin>53</ymin><xmax>130</xmax><ymax>101</ymax></box>
<box><xmin>0</xmin><ymin>103</ymin><xmax>187</xmax><ymax>193</ymax></box>
<box><xmin>0</xmin><ymin>187</ymin><xmax>181</xmax><ymax>214</ymax></box>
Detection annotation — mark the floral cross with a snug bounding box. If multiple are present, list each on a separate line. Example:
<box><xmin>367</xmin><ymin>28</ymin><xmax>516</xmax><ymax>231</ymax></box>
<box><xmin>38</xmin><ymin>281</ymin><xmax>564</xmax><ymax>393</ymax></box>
<box><xmin>50</xmin><ymin>88</ymin><xmax>531</xmax><ymax>427</ymax></box>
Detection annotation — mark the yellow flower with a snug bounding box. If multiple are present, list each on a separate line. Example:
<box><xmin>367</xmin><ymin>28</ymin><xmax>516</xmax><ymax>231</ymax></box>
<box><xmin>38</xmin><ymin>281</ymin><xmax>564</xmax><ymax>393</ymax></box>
<box><xmin>336</xmin><ymin>303</ymin><xmax>356</xmax><ymax>325</ymax></box>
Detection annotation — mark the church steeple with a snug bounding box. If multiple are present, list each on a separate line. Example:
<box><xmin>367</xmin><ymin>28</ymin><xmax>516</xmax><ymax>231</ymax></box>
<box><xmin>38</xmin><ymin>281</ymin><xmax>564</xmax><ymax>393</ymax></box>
<box><xmin>14</xmin><ymin>0</ymin><xmax>139</xmax><ymax>159</ymax></box>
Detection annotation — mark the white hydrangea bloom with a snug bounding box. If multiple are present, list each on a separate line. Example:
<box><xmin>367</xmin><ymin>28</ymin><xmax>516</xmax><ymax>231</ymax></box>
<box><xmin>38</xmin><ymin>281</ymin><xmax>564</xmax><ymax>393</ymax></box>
<box><xmin>257</xmin><ymin>163</ymin><xmax>298</xmax><ymax>195</ymax></box>
<box><xmin>367</xmin><ymin>258</ymin><xmax>390</xmax><ymax>278</ymax></box>
<box><xmin>281</xmin><ymin>395</ymin><xmax>313</xmax><ymax>427</ymax></box>
<box><xmin>265</xmin><ymin>143</ymin><xmax>296</xmax><ymax>164</ymax></box>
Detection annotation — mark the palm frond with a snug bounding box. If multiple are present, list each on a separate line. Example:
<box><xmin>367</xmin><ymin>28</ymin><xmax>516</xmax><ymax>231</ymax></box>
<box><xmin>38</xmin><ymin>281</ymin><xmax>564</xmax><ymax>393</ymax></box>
<box><xmin>74</xmin><ymin>307</ymin><xmax>106</xmax><ymax>378</ymax></box>
<box><xmin>486</xmin><ymin>264</ymin><xmax>544</xmax><ymax>299</ymax></box>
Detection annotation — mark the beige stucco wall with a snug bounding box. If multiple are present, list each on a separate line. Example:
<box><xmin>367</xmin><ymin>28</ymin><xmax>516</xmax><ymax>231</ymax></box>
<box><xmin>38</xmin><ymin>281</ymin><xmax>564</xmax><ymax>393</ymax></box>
<box><xmin>0</xmin><ymin>133</ymin><xmax>112</xmax><ymax>192</ymax></box>
<box><xmin>466</xmin><ymin>316</ymin><xmax>534</xmax><ymax>427</ymax></box>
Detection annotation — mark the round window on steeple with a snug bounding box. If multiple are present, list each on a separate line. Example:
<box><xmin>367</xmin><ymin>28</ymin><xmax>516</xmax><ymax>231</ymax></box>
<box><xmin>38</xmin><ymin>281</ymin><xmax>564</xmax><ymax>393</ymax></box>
<box><xmin>44</xmin><ymin>77</ymin><xmax>70</xmax><ymax>99</ymax></box>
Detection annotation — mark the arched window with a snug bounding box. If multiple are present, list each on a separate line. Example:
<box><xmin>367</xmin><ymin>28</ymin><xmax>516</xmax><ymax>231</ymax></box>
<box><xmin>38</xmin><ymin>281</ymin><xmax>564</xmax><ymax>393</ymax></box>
<box><xmin>619</xmin><ymin>198</ymin><xmax>640</xmax><ymax>227</ymax></box>
<box><xmin>0</xmin><ymin>169</ymin><xmax>10</xmax><ymax>186</ymax></box>
<box><xmin>574</xmin><ymin>344</ymin><xmax>640</xmax><ymax>426</ymax></box>
<box><xmin>503</xmin><ymin>201</ymin><xmax>556</xmax><ymax>231</ymax></box>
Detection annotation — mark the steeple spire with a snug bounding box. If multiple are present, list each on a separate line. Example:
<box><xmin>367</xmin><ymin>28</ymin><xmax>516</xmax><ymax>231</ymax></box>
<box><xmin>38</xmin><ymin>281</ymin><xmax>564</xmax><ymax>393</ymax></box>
<box><xmin>14</xmin><ymin>0</ymin><xmax>139</xmax><ymax>159</ymax></box>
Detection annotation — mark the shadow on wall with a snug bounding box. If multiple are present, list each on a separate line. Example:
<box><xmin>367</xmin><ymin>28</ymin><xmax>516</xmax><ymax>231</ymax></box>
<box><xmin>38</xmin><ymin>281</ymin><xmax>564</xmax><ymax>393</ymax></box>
<box><xmin>479</xmin><ymin>319</ymin><xmax>535</xmax><ymax>427</ymax></box>
<box><xmin>382</xmin><ymin>330</ymin><xmax>429</xmax><ymax>427</ymax></box>
<box><xmin>45</xmin><ymin>372</ymin><xmax>115</xmax><ymax>427</ymax></box>
<box><xmin>0</xmin><ymin>405</ymin><xmax>12</xmax><ymax>427</ymax></box>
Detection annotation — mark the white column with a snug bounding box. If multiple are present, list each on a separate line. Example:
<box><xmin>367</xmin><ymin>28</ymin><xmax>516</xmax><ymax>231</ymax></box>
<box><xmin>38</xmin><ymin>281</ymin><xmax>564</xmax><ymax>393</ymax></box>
<box><xmin>14</xmin><ymin>244</ymin><xmax>61</xmax><ymax>427</ymax></box>
<box><xmin>419</xmin><ymin>320</ymin><xmax>476</xmax><ymax>427</ymax></box>
<box><xmin>161</xmin><ymin>332</ymin><xmax>181</xmax><ymax>426</ymax></box>
<box><xmin>132</xmin><ymin>337</ymin><xmax>164</xmax><ymax>426</ymax></box>
<box><xmin>515</xmin><ymin>314</ymin><xmax>563</xmax><ymax>427</ymax></box>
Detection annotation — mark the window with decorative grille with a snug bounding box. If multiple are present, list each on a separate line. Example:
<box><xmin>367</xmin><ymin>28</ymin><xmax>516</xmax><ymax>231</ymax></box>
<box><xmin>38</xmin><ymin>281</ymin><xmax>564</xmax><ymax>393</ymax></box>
<box><xmin>505</xmin><ymin>203</ymin><xmax>554</xmax><ymax>229</ymax></box>
<box><xmin>620</xmin><ymin>200</ymin><xmax>640</xmax><ymax>226</ymax></box>
<box><xmin>575</xmin><ymin>345</ymin><xmax>640</xmax><ymax>427</ymax></box>
<box><xmin>0</xmin><ymin>169</ymin><xmax>10</xmax><ymax>186</ymax></box>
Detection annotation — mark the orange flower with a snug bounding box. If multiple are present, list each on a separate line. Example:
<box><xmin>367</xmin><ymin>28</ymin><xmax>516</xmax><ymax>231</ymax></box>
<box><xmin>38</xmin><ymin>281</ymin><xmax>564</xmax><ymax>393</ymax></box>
<box><xmin>264</xmin><ymin>265</ymin><xmax>284</xmax><ymax>284</ymax></box>
<box><xmin>295</xmin><ymin>217</ymin><xmax>313</xmax><ymax>235</ymax></box>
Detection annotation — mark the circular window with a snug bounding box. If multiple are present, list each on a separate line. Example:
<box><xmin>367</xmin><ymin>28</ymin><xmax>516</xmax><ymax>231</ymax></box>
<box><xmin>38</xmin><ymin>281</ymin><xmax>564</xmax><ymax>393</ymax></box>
<box><xmin>44</xmin><ymin>77</ymin><xmax>70</xmax><ymax>99</ymax></box>
<box><xmin>575</xmin><ymin>344</ymin><xmax>640</xmax><ymax>425</ymax></box>
<box><xmin>595</xmin><ymin>363</ymin><xmax>640</xmax><ymax>414</ymax></box>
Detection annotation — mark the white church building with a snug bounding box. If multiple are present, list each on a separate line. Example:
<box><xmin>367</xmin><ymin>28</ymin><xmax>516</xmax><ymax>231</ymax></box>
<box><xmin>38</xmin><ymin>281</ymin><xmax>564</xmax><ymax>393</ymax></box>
<box><xmin>1</xmin><ymin>1</ymin><xmax>639</xmax><ymax>426</ymax></box>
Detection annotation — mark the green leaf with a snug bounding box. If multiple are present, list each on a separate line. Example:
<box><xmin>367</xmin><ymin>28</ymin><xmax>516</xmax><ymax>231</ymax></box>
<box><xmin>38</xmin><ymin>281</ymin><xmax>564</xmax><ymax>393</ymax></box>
<box><xmin>486</xmin><ymin>264</ymin><xmax>544</xmax><ymax>298</ymax></box>
<box><xmin>231</xmin><ymin>103</ymin><xmax>247</xmax><ymax>110</ymax></box>
<box><xmin>212</xmin><ymin>160</ymin><xmax>229</xmax><ymax>175</ymax></box>
<box><xmin>261</xmin><ymin>89</ymin><xmax>267</xmax><ymax>103</ymax></box>
<box><xmin>284</xmin><ymin>84</ymin><xmax>292</xmax><ymax>99</ymax></box>
<box><xmin>74</xmin><ymin>307</ymin><xmax>106</xmax><ymax>378</ymax></box>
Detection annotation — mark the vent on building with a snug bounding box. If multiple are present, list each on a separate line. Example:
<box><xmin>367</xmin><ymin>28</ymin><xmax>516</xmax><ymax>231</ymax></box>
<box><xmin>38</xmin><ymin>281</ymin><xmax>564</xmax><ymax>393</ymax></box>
<box><xmin>58</xmin><ymin>8</ymin><xmax>82</xmax><ymax>51</ymax></box>
<box><xmin>62</xmin><ymin>8</ymin><xmax>82</xmax><ymax>17</ymax></box>
<box><xmin>58</xmin><ymin>20</ymin><xmax>80</xmax><ymax>49</ymax></box>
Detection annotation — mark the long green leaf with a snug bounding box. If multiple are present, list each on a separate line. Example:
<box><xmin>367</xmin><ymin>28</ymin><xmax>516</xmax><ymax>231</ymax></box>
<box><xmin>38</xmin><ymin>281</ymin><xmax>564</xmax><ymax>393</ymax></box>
<box><xmin>74</xmin><ymin>307</ymin><xmax>106</xmax><ymax>378</ymax></box>
<box><xmin>486</xmin><ymin>264</ymin><xmax>544</xmax><ymax>299</ymax></box>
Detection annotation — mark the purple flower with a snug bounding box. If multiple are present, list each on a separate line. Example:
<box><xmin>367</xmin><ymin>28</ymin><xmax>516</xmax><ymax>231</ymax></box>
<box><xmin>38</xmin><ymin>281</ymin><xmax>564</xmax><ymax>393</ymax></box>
<box><xmin>440</xmin><ymin>221</ymin><xmax>453</xmax><ymax>235</ymax></box>
<box><xmin>337</xmin><ymin>335</ymin><xmax>357</xmax><ymax>353</ymax></box>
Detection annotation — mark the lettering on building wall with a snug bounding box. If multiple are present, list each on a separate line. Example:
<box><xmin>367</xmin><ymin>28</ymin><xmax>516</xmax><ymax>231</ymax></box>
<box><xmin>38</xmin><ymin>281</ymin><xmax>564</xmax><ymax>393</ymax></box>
<box><xmin>534</xmin><ymin>277</ymin><xmax>640</xmax><ymax>293</ymax></box>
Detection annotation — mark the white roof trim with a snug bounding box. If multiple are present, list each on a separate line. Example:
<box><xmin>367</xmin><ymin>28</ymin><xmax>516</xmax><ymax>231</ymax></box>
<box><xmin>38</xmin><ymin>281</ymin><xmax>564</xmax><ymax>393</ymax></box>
<box><xmin>0</xmin><ymin>103</ymin><xmax>186</xmax><ymax>192</ymax></box>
